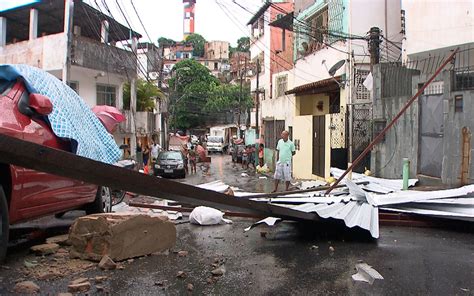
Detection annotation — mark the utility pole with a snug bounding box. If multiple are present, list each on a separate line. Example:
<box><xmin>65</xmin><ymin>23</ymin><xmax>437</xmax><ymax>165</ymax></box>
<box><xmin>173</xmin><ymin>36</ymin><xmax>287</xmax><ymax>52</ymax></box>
<box><xmin>255</xmin><ymin>58</ymin><xmax>260</xmax><ymax>145</ymax></box>
<box><xmin>368</xmin><ymin>27</ymin><xmax>381</xmax><ymax>73</ymax></box>
<box><xmin>62</xmin><ymin>0</ymin><xmax>74</xmax><ymax>84</ymax></box>
<box><xmin>238</xmin><ymin>55</ymin><xmax>243</xmax><ymax>139</ymax></box>
<box><xmin>158</xmin><ymin>45</ymin><xmax>167</xmax><ymax>149</ymax></box>
<box><xmin>130</xmin><ymin>36</ymin><xmax>138</xmax><ymax>160</ymax></box>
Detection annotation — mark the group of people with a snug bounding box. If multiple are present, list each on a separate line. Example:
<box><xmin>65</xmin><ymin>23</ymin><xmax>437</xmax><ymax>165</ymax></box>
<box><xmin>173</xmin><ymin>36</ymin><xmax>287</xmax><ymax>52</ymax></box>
<box><xmin>181</xmin><ymin>140</ymin><xmax>208</xmax><ymax>175</ymax></box>
<box><xmin>241</xmin><ymin>143</ymin><xmax>265</xmax><ymax>169</ymax></box>
<box><xmin>137</xmin><ymin>140</ymin><xmax>162</xmax><ymax>171</ymax></box>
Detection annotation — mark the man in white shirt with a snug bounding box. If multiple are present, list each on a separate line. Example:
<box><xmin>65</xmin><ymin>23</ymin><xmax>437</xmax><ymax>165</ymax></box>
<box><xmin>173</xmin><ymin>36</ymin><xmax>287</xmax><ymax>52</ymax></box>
<box><xmin>272</xmin><ymin>130</ymin><xmax>296</xmax><ymax>192</ymax></box>
<box><xmin>150</xmin><ymin>140</ymin><xmax>161</xmax><ymax>161</ymax></box>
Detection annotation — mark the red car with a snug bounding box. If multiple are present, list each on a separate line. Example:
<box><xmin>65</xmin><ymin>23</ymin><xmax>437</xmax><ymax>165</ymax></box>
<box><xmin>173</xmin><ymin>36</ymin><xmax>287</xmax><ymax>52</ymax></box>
<box><xmin>0</xmin><ymin>79</ymin><xmax>111</xmax><ymax>262</ymax></box>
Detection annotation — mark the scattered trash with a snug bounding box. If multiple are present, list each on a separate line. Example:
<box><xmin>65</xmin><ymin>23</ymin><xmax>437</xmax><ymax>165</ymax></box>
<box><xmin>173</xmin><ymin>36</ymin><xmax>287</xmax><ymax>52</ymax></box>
<box><xmin>244</xmin><ymin>217</ymin><xmax>282</xmax><ymax>232</ymax></box>
<box><xmin>189</xmin><ymin>206</ymin><xmax>232</xmax><ymax>225</ymax></box>
<box><xmin>14</xmin><ymin>281</ymin><xmax>40</xmax><ymax>294</ymax></box>
<box><xmin>114</xmin><ymin>201</ymin><xmax>183</xmax><ymax>220</ymax></box>
<box><xmin>256</xmin><ymin>164</ymin><xmax>270</xmax><ymax>173</ymax></box>
<box><xmin>259</xmin><ymin>176</ymin><xmax>267</xmax><ymax>179</ymax></box>
<box><xmin>176</xmin><ymin>271</ymin><xmax>187</xmax><ymax>279</ymax></box>
<box><xmin>178</xmin><ymin>250</ymin><xmax>189</xmax><ymax>257</ymax></box>
<box><xmin>329</xmin><ymin>246</ymin><xmax>335</xmax><ymax>252</ymax></box>
<box><xmin>310</xmin><ymin>245</ymin><xmax>319</xmax><ymax>250</ymax></box>
<box><xmin>351</xmin><ymin>263</ymin><xmax>384</xmax><ymax>284</ymax></box>
<box><xmin>211</xmin><ymin>265</ymin><xmax>226</xmax><ymax>276</ymax></box>
<box><xmin>460</xmin><ymin>288</ymin><xmax>470</xmax><ymax>292</ymax></box>
<box><xmin>30</xmin><ymin>243</ymin><xmax>59</xmax><ymax>256</ymax></box>
<box><xmin>155</xmin><ymin>280</ymin><xmax>168</xmax><ymax>286</ymax></box>
<box><xmin>241</xmin><ymin>172</ymin><xmax>249</xmax><ymax>177</ymax></box>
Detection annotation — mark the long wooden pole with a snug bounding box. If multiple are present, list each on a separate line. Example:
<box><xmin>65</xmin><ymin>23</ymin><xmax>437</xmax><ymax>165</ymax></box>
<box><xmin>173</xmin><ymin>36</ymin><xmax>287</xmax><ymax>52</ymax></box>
<box><xmin>326</xmin><ymin>48</ymin><xmax>459</xmax><ymax>195</ymax></box>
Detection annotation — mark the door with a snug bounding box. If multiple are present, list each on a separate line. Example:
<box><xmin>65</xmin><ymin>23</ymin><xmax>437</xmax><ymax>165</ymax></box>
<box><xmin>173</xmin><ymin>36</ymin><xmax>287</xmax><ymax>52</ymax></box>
<box><xmin>419</xmin><ymin>94</ymin><xmax>444</xmax><ymax>177</ymax></box>
<box><xmin>312</xmin><ymin>115</ymin><xmax>325</xmax><ymax>176</ymax></box>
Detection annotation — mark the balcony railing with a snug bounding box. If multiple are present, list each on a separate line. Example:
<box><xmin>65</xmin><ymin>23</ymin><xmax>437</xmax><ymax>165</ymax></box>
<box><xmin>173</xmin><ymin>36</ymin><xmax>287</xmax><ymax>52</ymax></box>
<box><xmin>71</xmin><ymin>36</ymin><xmax>137</xmax><ymax>76</ymax></box>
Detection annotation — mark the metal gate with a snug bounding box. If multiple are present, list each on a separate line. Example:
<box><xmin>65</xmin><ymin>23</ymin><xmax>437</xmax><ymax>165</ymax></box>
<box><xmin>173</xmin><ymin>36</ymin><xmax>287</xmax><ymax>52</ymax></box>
<box><xmin>351</xmin><ymin>104</ymin><xmax>372</xmax><ymax>172</ymax></box>
<box><xmin>313</xmin><ymin>116</ymin><xmax>325</xmax><ymax>176</ymax></box>
<box><xmin>419</xmin><ymin>94</ymin><xmax>444</xmax><ymax>177</ymax></box>
<box><xmin>264</xmin><ymin>120</ymin><xmax>285</xmax><ymax>150</ymax></box>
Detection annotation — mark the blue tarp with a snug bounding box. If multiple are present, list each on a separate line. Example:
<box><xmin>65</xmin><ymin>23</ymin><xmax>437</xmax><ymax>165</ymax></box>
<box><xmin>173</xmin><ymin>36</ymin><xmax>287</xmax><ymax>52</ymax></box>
<box><xmin>0</xmin><ymin>64</ymin><xmax>121</xmax><ymax>164</ymax></box>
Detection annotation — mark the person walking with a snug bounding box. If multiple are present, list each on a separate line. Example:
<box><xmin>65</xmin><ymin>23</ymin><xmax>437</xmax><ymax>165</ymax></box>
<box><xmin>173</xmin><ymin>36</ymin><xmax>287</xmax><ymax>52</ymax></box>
<box><xmin>189</xmin><ymin>145</ymin><xmax>197</xmax><ymax>174</ymax></box>
<box><xmin>258</xmin><ymin>143</ymin><xmax>264</xmax><ymax>167</ymax></box>
<box><xmin>150</xmin><ymin>140</ymin><xmax>161</xmax><ymax>162</ymax></box>
<box><xmin>272</xmin><ymin>130</ymin><xmax>296</xmax><ymax>192</ymax></box>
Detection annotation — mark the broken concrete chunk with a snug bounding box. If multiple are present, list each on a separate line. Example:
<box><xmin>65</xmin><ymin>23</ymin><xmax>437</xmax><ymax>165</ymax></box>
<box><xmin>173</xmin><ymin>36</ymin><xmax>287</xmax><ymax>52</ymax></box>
<box><xmin>14</xmin><ymin>281</ymin><xmax>40</xmax><ymax>294</ymax></box>
<box><xmin>178</xmin><ymin>251</ymin><xmax>188</xmax><ymax>257</ymax></box>
<box><xmin>67</xmin><ymin>281</ymin><xmax>91</xmax><ymax>293</ymax></box>
<box><xmin>98</xmin><ymin>255</ymin><xmax>117</xmax><ymax>270</ymax></box>
<box><xmin>94</xmin><ymin>276</ymin><xmax>108</xmax><ymax>284</ymax></box>
<box><xmin>187</xmin><ymin>283</ymin><xmax>194</xmax><ymax>291</ymax></box>
<box><xmin>69</xmin><ymin>277</ymin><xmax>88</xmax><ymax>286</ymax></box>
<box><xmin>30</xmin><ymin>243</ymin><xmax>59</xmax><ymax>255</ymax></box>
<box><xmin>352</xmin><ymin>263</ymin><xmax>384</xmax><ymax>284</ymax></box>
<box><xmin>68</xmin><ymin>213</ymin><xmax>176</xmax><ymax>261</ymax></box>
<box><xmin>46</xmin><ymin>234</ymin><xmax>70</xmax><ymax>246</ymax></box>
<box><xmin>211</xmin><ymin>265</ymin><xmax>226</xmax><ymax>276</ymax></box>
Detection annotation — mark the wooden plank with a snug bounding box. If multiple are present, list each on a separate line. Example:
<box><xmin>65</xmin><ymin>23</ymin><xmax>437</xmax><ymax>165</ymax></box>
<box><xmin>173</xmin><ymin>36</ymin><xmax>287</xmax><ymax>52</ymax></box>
<box><xmin>0</xmin><ymin>134</ymin><xmax>318</xmax><ymax>221</ymax></box>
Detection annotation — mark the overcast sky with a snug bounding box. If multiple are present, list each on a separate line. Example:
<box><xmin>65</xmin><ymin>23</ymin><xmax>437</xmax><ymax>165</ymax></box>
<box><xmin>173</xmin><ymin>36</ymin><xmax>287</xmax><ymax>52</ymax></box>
<box><xmin>0</xmin><ymin>0</ymin><xmax>263</xmax><ymax>46</ymax></box>
<box><xmin>89</xmin><ymin>0</ymin><xmax>264</xmax><ymax>46</ymax></box>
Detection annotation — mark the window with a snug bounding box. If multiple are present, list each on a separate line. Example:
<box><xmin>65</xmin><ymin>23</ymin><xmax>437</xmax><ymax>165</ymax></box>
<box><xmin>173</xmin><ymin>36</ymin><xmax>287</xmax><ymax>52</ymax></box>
<box><xmin>214</xmin><ymin>62</ymin><xmax>219</xmax><ymax>70</ymax></box>
<box><xmin>96</xmin><ymin>84</ymin><xmax>116</xmax><ymax>106</ymax></box>
<box><xmin>306</xmin><ymin>7</ymin><xmax>328</xmax><ymax>53</ymax></box>
<box><xmin>455</xmin><ymin>95</ymin><xmax>463</xmax><ymax>112</ymax></box>
<box><xmin>276</xmin><ymin>75</ymin><xmax>288</xmax><ymax>98</ymax></box>
<box><xmin>67</xmin><ymin>81</ymin><xmax>79</xmax><ymax>94</ymax></box>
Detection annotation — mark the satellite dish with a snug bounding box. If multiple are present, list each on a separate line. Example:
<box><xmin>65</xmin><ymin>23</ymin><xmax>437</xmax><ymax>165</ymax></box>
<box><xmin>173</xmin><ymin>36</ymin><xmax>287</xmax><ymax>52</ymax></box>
<box><xmin>328</xmin><ymin>60</ymin><xmax>345</xmax><ymax>77</ymax></box>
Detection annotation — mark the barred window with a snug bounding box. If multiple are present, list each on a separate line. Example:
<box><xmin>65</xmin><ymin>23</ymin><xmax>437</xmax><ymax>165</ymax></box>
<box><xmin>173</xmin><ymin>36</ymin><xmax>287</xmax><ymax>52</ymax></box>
<box><xmin>276</xmin><ymin>75</ymin><xmax>288</xmax><ymax>98</ymax></box>
<box><xmin>96</xmin><ymin>84</ymin><xmax>116</xmax><ymax>106</ymax></box>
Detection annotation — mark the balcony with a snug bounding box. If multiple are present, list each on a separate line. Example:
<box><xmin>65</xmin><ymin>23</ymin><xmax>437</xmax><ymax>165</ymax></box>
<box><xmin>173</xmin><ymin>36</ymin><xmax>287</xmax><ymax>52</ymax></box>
<box><xmin>71</xmin><ymin>36</ymin><xmax>137</xmax><ymax>76</ymax></box>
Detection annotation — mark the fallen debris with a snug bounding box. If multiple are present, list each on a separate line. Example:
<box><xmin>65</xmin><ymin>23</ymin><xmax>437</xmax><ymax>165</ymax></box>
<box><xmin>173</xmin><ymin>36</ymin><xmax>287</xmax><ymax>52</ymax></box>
<box><xmin>94</xmin><ymin>276</ymin><xmax>108</xmax><ymax>284</ymax></box>
<box><xmin>224</xmin><ymin>186</ymin><xmax>235</xmax><ymax>196</ymax></box>
<box><xmin>310</xmin><ymin>245</ymin><xmax>319</xmax><ymax>250</ymax></box>
<box><xmin>14</xmin><ymin>281</ymin><xmax>40</xmax><ymax>294</ymax></box>
<box><xmin>178</xmin><ymin>251</ymin><xmax>189</xmax><ymax>257</ymax></box>
<box><xmin>351</xmin><ymin>263</ymin><xmax>384</xmax><ymax>284</ymax></box>
<box><xmin>30</xmin><ymin>243</ymin><xmax>59</xmax><ymax>256</ymax></box>
<box><xmin>329</xmin><ymin>246</ymin><xmax>335</xmax><ymax>252</ymax></box>
<box><xmin>46</xmin><ymin>234</ymin><xmax>70</xmax><ymax>246</ymax></box>
<box><xmin>69</xmin><ymin>213</ymin><xmax>176</xmax><ymax>261</ymax></box>
<box><xmin>98</xmin><ymin>255</ymin><xmax>117</xmax><ymax>270</ymax></box>
<box><xmin>176</xmin><ymin>271</ymin><xmax>187</xmax><ymax>279</ymax></box>
<box><xmin>244</xmin><ymin>217</ymin><xmax>282</xmax><ymax>232</ymax></box>
<box><xmin>187</xmin><ymin>283</ymin><xmax>194</xmax><ymax>291</ymax></box>
<box><xmin>57</xmin><ymin>293</ymin><xmax>73</xmax><ymax>296</ymax></box>
<box><xmin>155</xmin><ymin>280</ymin><xmax>168</xmax><ymax>286</ymax></box>
<box><xmin>189</xmin><ymin>206</ymin><xmax>232</xmax><ymax>225</ymax></box>
<box><xmin>68</xmin><ymin>278</ymin><xmax>91</xmax><ymax>293</ymax></box>
<box><xmin>211</xmin><ymin>265</ymin><xmax>226</xmax><ymax>276</ymax></box>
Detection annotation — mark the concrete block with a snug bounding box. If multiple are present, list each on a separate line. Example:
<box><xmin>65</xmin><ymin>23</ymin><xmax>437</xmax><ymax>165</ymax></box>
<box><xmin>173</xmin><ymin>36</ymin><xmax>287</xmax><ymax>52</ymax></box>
<box><xmin>69</xmin><ymin>213</ymin><xmax>176</xmax><ymax>261</ymax></box>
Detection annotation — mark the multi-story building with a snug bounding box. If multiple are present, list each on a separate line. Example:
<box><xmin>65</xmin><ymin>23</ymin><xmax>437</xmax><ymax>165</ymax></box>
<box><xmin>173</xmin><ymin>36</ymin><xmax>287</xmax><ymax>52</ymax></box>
<box><xmin>247</xmin><ymin>1</ymin><xmax>294</xmax><ymax>168</ymax></box>
<box><xmin>286</xmin><ymin>0</ymin><xmax>403</xmax><ymax>180</ymax></box>
<box><xmin>204</xmin><ymin>40</ymin><xmax>230</xmax><ymax>60</ymax></box>
<box><xmin>0</xmin><ymin>0</ymin><xmax>162</xmax><ymax>151</ymax></box>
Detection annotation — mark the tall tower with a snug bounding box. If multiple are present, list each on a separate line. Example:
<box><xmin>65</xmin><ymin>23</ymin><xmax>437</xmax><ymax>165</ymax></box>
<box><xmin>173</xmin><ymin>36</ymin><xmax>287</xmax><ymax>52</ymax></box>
<box><xmin>183</xmin><ymin>0</ymin><xmax>196</xmax><ymax>40</ymax></box>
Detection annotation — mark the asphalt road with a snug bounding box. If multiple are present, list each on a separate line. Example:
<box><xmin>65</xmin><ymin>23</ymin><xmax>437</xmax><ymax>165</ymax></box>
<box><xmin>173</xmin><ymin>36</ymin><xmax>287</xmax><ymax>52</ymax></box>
<box><xmin>0</xmin><ymin>154</ymin><xmax>473</xmax><ymax>295</ymax></box>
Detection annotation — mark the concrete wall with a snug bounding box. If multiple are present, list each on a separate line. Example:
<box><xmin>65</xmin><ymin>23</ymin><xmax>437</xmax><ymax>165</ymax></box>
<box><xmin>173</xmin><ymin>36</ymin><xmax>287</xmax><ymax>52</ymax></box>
<box><xmin>0</xmin><ymin>33</ymin><xmax>66</xmax><ymax>71</ymax></box>
<box><xmin>204</xmin><ymin>41</ymin><xmax>230</xmax><ymax>60</ymax></box>
<box><xmin>402</xmin><ymin>0</ymin><xmax>474</xmax><ymax>57</ymax></box>
<box><xmin>372</xmin><ymin>63</ymin><xmax>474</xmax><ymax>185</ymax></box>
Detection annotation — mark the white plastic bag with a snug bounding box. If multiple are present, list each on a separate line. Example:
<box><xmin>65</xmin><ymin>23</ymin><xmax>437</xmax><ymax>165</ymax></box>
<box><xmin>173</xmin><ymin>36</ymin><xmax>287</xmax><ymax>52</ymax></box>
<box><xmin>189</xmin><ymin>206</ymin><xmax>232</xmax><ymax>225</ymax></box>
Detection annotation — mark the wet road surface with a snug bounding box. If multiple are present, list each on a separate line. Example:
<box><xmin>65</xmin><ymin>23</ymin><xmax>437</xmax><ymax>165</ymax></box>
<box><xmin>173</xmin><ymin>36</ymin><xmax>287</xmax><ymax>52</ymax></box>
<box><xmin>0</xmin><ymin>154</ymin><xmax>473</xmax><ymax>295</ymax></box>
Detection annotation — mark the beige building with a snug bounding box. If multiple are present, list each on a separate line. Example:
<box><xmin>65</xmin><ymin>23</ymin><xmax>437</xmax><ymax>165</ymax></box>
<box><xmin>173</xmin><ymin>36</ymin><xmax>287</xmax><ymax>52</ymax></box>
<box><xmin>204</xmin><ymin>41</ymin><xmax>230</xmax><ymax>60</ymax></box>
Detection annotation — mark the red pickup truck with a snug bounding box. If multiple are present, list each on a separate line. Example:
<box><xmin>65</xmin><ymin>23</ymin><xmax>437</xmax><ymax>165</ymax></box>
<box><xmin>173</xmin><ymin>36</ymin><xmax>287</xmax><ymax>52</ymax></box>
<box><xmin>0</xmin><ymin>79</ymin><xmax>111</xmax><ymax>262</ymax></box>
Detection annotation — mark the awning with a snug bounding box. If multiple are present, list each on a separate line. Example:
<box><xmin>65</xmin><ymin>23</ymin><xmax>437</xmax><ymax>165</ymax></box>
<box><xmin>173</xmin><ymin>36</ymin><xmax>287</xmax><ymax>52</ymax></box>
<box><xmin>269</xmin><ymin>12</ymin><xmax>294</xmax><ymax>31</ymax></box>
<box><xmin>285</xmin><ymin>76</ymin><xmax>342</xmax><ymax>95</ymax></box>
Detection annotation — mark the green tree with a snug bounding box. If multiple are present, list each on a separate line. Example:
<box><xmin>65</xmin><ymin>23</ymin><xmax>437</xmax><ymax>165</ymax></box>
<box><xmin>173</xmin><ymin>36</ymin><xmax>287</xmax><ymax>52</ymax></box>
<box><xmin>157</xmin><ymin>37</ymin><xmax>176</xmax><ymax>47</ymax></box>
<box><xmin>169</xmin><ymin>59</ymin><xmax>220</xmax><ymax>130</ymax></box>
<box><xmin>205</xmin><ymin>83</ymin><xmax>253</xmax><ymax>114</ymax></box>
<box><xmin>123</xmin><ymin>79</ymin><xmax>162</xmax><ymax>111</ymax></box>
<box><xmin>236</xmin><ymin>37</ymin><xmax>250</xmax><ymax>52</ymax></box>
<box><xmin>185</xmin><ymin>33</ymin><xmax>206</xmax><ymax>57</ymax></box>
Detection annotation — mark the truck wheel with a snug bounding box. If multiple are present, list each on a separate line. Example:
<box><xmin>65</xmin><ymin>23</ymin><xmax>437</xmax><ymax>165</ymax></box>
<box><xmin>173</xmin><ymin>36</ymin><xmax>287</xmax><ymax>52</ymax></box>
<box><xmin>0</xmin><ymin>186</ymin><xmax>9</xmax><ymax>263</ymax></box>
<box><xmin>85</xmin><ymin>186</ymin><xmax>112</xmax><ymax>215</ymax></box>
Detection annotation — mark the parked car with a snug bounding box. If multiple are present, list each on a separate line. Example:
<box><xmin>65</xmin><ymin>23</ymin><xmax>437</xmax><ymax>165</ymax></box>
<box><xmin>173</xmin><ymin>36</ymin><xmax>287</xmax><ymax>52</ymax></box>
<box><xmin>231</xmin><ymin>144</ymin><xmax>246</xmax><ymax>163</ymax></box>
<box><xmin>154</xmin><ymin>151</ymin><xmax>186</xmax><ymax>178</ymax></box>
<box><xmin>0</xmin><ymin>79</ymin><xmax>111</xmax><ymax>262</ymax></box>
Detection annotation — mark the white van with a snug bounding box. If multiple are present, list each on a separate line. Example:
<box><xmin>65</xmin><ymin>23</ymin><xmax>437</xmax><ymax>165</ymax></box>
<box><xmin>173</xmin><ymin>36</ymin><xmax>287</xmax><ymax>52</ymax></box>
<box><xmin>206</xmin><ymin>136</ymin><xmax>226</xmax><ymax>153</ymax></box>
